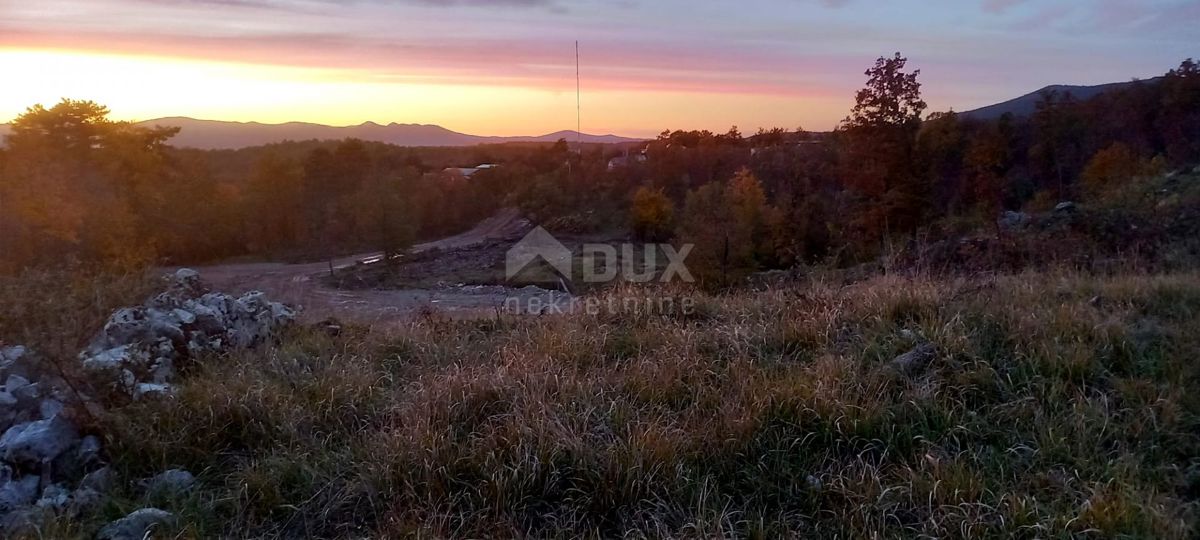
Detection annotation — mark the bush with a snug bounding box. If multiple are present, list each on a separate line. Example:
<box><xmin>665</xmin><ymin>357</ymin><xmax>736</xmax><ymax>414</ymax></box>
<box><xmin>1081</xmin><ymin>142</ymin><xmax>1144</xmax><ymax>198</ymax></box>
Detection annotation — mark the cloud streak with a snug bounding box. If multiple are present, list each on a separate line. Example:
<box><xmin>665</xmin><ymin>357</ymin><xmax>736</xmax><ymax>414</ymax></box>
<box><xmin>0</xmin><ymin>0</ymin><xmax>1192</xmax><ymax>132</ymax></box>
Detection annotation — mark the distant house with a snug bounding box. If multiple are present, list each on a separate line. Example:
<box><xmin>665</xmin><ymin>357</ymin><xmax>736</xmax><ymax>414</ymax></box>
<box><xmin>606</xmin><ymin>152</ymin><xmax>647</xmax><ymax>172</ymax></box>
<box><xmin>442</xmin><ymin>163</ymin><xmax>499</xmax><ymax>178</ymax></box>
<box><xmin>749</xmin><ymin>135</ymin><xmax>827</xmax><ymax>156</ymax></box>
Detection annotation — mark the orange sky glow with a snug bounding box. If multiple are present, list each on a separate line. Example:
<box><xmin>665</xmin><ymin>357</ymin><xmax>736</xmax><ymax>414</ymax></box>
<box><xmin>1</xmin><ymin>0</ymin><xmax>1195</xmax><ymax>137</ymax></box>
<box><xmin>0</xmin><ymin>47</ymin><xmax>841</xmax><ymax>137</ymax></box>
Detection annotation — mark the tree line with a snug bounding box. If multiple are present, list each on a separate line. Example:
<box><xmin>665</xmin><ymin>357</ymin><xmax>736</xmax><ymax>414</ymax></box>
<box><xmin>0</xmin><ymin>55</ymin><xmax>1197</xmax><ymax>279</ymax></box>
<box><xmin>0</xmin><ymin>106</ymin><xmax>586</xmax><ymax>271</ymax></box>
<box><xmin>625</xmin><ymin>55</ymin><xmax>1200</xmax><ymax>283</ymax></box>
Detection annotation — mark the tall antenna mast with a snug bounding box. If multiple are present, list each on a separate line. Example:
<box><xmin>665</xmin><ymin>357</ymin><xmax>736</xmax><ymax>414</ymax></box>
<box><xmin>575</xmin><ymin>40</ymin><xmax>581</xmax><ymax>154</ymax></box>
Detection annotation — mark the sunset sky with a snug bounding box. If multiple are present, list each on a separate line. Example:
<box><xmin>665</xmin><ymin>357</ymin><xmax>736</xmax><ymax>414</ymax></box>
<box><xmin>1</xmin><ymin>0</ymin><xmax>1195</xmax><ymax>137</ymax></box>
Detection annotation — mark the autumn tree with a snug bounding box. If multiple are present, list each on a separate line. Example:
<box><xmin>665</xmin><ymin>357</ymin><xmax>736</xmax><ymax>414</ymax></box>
<box><xmin>351</xmin><ymin>170</ymin><xmax>419</xmax><ymax>263</ymax></box>
<box><xmin>676</xmin><ymin>169</ymin><xmax>772</xmax><ymax>286</ymax></box>
<box><xmin>1080</xmin><ymin>142</ymin><xmax>1142</xmax><ymax>198</ymax></box>
<box><xmin>1029</xmin><ymin>90</ymin><xmax>1086</xmax><ymax>199</ymax></box>
<box><xmin>846</xmin><ymin>53</ymin><xmax>927</xmax><ymax>129</ymax></box>
<box><xmin>916</xmin><ymin>111</ymin><xmax>966</xmax><ymax>215</ymax></box>
<box><xmin>837</xmin><ymin>53</ymin><xmax>929</xmax><ymax>241</ymax></box>
<box><xmin>0</xmin><ymin>99</ymin><xmax>178</xmax><ymax>269</ymax></box>
<box><xmin>245</xmin><ymin>153</ymin><xmax>304</xmax><ymax>252</ymax></box>
<box><xmin>727</xmin><ymin>168</ymin><xmax>770</xmax><ymax>263</ymax></box>
<box><xmin>676</xmin><ymin>181</ymin><xmax>732</xmax><ymax>286</ymax></box>
<box><xmin>963</xmin><ymin>116</ymin><xmax>1017</xmax><ymax>217</ymax></box>
<box><xmin>300</xmin><ymin>145</ymin><xmax>341</xmax><ymax>237</ymax></box>
<box><xmin>1160</xmin><ymin>58</ymin><xmax>1200</xmax><ymax>163</ymax></box>
<box><xmin>767</xmin><ymin>188</ymin><xmax>832</xmax><ymax>266</ymax></box>
<box><xmin>629</xmin><ymin>186</ymin><xmax>675</xmax><ymax>242</ymax></box>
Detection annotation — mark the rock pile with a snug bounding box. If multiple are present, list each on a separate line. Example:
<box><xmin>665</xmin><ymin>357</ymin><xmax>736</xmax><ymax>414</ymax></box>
<box><xmin>80</xmin><ymin>269</ymin><xmax>296</xmax><ymax>399</ymax></box>
<box><xmin>0</xmin><ymin>269</ymin><xmax>296</xmax><ymax>535</ymax></box>
<box><xmin>0</xmin><ymin>346</ymin><xmax>105</xmax><ymax>533</ymax></box>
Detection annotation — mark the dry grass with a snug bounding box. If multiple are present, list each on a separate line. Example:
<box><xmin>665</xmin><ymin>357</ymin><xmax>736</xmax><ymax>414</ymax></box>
<box><xmin>0</xmin><ymin>268</ymin><xmax>157</xmax><ymax>358</ymax></box>
<box><xmin>8</xmin><ymin>269</ymin><xmax>1200</xmax><ymax>538</ymax></box>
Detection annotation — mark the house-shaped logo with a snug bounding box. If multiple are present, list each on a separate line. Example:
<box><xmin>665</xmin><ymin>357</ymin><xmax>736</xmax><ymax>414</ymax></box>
<box><xmin>506</xmin><ymin>227</ymin><xmax>573</xmax><ymax>281</ymax></box>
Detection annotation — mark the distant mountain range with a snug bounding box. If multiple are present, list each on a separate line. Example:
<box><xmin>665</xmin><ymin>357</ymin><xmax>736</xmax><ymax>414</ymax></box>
<box><xmin>960</xmin><ymin>77</ymin><xmax>1163</xmax><ymax>120</ymax></box>
<box><xmin>0</xmin><ymin>117</ymin><xmax>639</xmax><ymax>150</ymax></box>
<box><xmin>0</xmin><ymin>76</ymin><xmax>1167</xmax><ymax>149</ymax></box>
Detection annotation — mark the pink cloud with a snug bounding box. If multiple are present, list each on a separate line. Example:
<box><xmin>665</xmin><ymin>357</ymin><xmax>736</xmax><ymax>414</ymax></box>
<box><xmin>0</xmin><ymin>26</ymin><xmax>854</xmax><ymax>98</ymax></box>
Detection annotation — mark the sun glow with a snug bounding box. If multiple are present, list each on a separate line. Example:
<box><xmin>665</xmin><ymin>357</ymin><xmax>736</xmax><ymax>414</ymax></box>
<box><xmin>0</xmin><ymin>49</ymin><xmax>585</xmax><ymax>133</ymax></box>
<box><xmin>0</xmin><ymin>48</ymin><xmax>834</xmax><ymax>136</ymax></box>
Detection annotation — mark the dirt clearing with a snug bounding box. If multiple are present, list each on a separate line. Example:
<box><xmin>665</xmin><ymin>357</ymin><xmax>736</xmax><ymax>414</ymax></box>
<box><xmin>190</xmin><ymin>208</ymin><xmax>558</xmax><ymax>325</ymax></box>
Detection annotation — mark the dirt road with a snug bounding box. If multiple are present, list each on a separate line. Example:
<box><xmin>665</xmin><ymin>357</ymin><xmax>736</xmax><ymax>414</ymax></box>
<box><xmin>190</xmin><ymin>209</ymin><xmax>553</xmax><ymax>325</ymax></box>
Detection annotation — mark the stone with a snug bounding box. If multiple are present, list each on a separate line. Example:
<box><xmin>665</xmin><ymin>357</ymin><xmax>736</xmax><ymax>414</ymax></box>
<box><xmin>171</xmin><ymin>308</ymin><xmax>196</xmax><ymax>326</ymax></box>
<box><xmin>0</xmin><ymin>416</ymin><xmax>81</xmax><ymax>465</ymax></box>
<box><xmin>0</xmin><ymin>470</ymin><xmax>39</xmax><ymax>512</ymax></box>
<box><xmin>148</xmin><ymin>357</ymin><xmax>176</xmax><ymax>384</ymax></box>
<box><xmin>79</xmin><ymin>466</ymin><xmax>115</xmax><ymax>493</ymax></box>
<box><xmin>38</xmin><ymin>398</ymin><xmax>65</xmax><ymax>420</ymax></box>
<box><xmin>0</xmin><ymin>346</ymin><xmax>38</xmax><ymax>380</ymax></box>
<box><xmin>81</xmin><ymin>346</ymin><xmax>146</xmax><ymax>396</ymax></box>
<box><xmin>146</xmin><ymin>312</ymin><xmax>185</xmax><ymax>349</ymax></box>
<box><xmin>97</xmin><ymin>508</ymin><xmax>176</xmax><ymax>540</ymax></box>
<box><xmin>1054</xmin><ymin>201</ymin><xmax>1077</xmax><ymax>213</ymax></box>
<box><xmin>133</xmin><ymin>383</ymin><xmax>174</xmax><ymax>401</ymax></box>
<box><xmin>889</xmin><ymin>342</ymin><xmax>938</xmax><ymax>377</ymax></box>
<box><xmin>119</xmin><ymin>370</ymin><xmax>136</xmax><ymax>393</ymax></box>
<box><xmin>898</xmin><ymin>328</ymin><xmax>921</xmax><ymax>342</ymax></box>
<box><xmin>270</xmin><ymin>302</ymin><xmax>297</xmax><ymax>326</ymax></box>
<box><xmin>81</xmin><ymin>345</ymin><xmax>142</xmax><ymax>373</ymax></box>
<box><xmin>97</xmin><ymin>308</ymin><xmax>154</xmax><ymax>350</ymax></box>
<box><xmin>0</xmin><ymin>506</ymin><xmax>44</xmax><ymax>536</ymax></box>
<box><xmin>5</xmin><ymin>375</ymin><xmax>42</xmax><ymax>421</ymax></box>
<box><xmin>997</xmin><ymin>210</ymin><xmax>1031</xmax><ymax>231</ymax></box>
<box><xmin>0</xmin><ymin>392</ymin><xmax>15</xmax><ymax>433</ymax></box>
<box><xmin>151</xmin><ymin>337</ymin><xmax>176</xmax><ymax>360</ymax></box>
<box><xmin>183</xmin><ymin>301</ymin><xmax>225</xmax><ymax>337</ymax></box>
<box><xmin>77</xmin><ymin>435</ymin><xmax>103</xmax><ymax>467</ymax></box>
<box><xmin>0</xmin><ymin>346</ymin><xmax>27</xmax><ymax>363</ymax></box>
<box><xmin>172</xmin><ymin>268</ymin><xmax>201</xmax><ymax>290</ymax></box>
<box><xmin>66</xmin><ymin>487</ymin><xmax>102</xmax><ymax>516</ymax></box>
<box><xmin>35</xmin><ymin>483</ymin><xmax>71</xmax><ymax>510</ymax></box>
<box><xmin>142</xmin><ymin>469</ymin><xmax>195</xmax><ymax>498</ymax></box>
<box><xmin>5</xmin><ymin>375</ymin><xmax>36</xmax><ymax>400</ymax></box>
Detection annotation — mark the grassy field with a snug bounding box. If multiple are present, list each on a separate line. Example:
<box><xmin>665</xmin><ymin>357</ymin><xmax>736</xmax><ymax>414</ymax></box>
<box><xmin>16</xmin><ymin>269</ymin><xmax>1192</xmax><ymax>538</ymax></box>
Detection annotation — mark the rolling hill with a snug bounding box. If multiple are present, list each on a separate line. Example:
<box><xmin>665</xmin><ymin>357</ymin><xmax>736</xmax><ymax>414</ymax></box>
<box><xmin>960</xmin><ymin>77</ymin><xmax>1163</xmax><ymax>120</ymax></box>
<box><xmin>0</xmin><ymin>76</ymin><xmax>1164</xmax><ymax>148</ymax></box>
<box><xmin>0</xmin><ymin>117</ymin><xmax>639</xmax><ymax>149</ymax></box>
